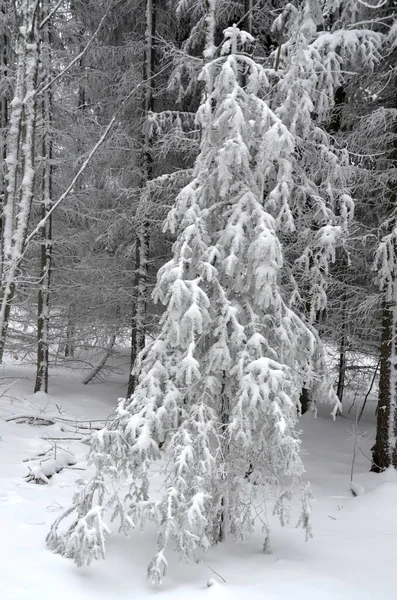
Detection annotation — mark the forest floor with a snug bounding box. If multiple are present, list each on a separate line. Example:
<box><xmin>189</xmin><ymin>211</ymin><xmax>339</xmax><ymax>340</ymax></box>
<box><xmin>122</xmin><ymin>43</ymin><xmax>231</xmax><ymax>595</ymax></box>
<box><xmin>1</xmin><ymin>350</ymin><xmax>396</xmax><ymax>600</ymax></box>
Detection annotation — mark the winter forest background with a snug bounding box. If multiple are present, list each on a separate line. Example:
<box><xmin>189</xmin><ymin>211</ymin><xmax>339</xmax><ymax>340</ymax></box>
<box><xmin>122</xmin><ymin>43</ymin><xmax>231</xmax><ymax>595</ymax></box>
<box><xmin>1</xmin><ymin>0</ymin><xmax>397</xmax><ymax>598</ymax></box>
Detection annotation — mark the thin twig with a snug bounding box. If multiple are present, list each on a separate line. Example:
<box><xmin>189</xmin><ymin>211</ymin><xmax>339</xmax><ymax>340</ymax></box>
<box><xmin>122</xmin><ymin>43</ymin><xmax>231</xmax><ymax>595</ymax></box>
<box><xmin>205</xmin><ymin>564</ymin><xmax>226</xmax><ymax>583</ymax></box>
<box><xmin>357</xmin><ymin>358</ymin><xmax>380</xmax><ymax>424</ymax></box>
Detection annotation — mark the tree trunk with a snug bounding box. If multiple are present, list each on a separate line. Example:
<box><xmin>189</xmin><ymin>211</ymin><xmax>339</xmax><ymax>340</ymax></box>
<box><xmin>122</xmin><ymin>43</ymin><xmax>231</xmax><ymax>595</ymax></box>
<box><xmin>64</xmin><ymin>309</ymin><xmax>75</xmax><ymax>358</ymax></box>
<box><xmin>371</xmin><ymin>300</ymin><xmax>397</xmax><ymax>471</ymax></box>
<box><xmin>0</xmin><ymin>0</ymin><xmax>39</xmax><ymax>362</ymax></box>
<box><xmin>336</xmin><ymin>331</ymin><xmax>347</xmax><ymax>405</ymax></box>
<box><xmin>243</xmin><ymin>0</ymin><xmax>253</xmax><ymax>33</ymax></box>
<box><xmin>35</xmin><ymin>0</ymin><xmax>53</xmax><ymax>393</ymax></box>
<box><xmin>299</xmin><ymin>387</ymin><xmax>311</xmax><ymax>414</ymax></box>
<box><xmin>82</xmin><ymin>331</ymin><xmax>117</xmax><ymax>385</ymax></box>
<box><xmin>335</xmin><ymin>284</ymin><xmax>348</xmax><ymax>412</ymax></box>
<box><xmin>0</xmin><ymin>3</ymin><xmax>8</xmax><ymax>272</ymax></box>
<box><xmin>217</xmin><ymin>372</ymin><xmax>229</xmax><ymax>543</ymax></box>
<box><xmin>127</xmin><ymin>230</ymin><xmax>149</xmax><ymax>396</ymax></box>
<box><xmin>127</xmin><ymin>0</ymin><xmax>156</xmax><ymax>397</ymax></box>
<box><xmin>372</xmin><ymin>94</ymin><xmax>397</xmax><ymax>472</ymax></box>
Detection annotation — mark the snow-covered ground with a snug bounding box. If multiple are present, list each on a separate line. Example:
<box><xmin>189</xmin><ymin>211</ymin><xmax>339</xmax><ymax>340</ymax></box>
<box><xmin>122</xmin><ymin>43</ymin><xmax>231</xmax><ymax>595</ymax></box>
<box><xmin>1</xmin><ymin>355</ymin><xmax>396</xmax><ymax>600</ymax></box>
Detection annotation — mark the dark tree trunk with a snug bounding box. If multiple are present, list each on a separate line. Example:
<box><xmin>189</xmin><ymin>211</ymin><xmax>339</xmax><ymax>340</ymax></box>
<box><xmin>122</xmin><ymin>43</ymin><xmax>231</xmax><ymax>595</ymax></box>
<box><xmin>299</xmin><ymin>387</ymin><xmax>311</xmax><ymax>414</ymax></box>
<box><xmin>243</xmin><ymin>0</ymin><xmax>253</xmax><ymax>33</ymax></box>
<box><xmin>64</xmin><ymin>307</ymin><xmax>75</xmax><ymax>358</ymax></box>
<box><xmin>127</xmin><ymin>230</ymin><xmax>149</xmax><ymax>397</ymax></box>
<box><xmin>336</xmin><ymin>332</ymin><xmax>347</xmax><ymax>405</ymax></box>
<box><xmin>35</xmin><ymin>0</ymin><xmax>53</xmax><ymax>393</ymax></box>
<box><xmin>127</xmin><ymin>0</ymin><xmax>156</xmax><ymax>397</ymax></box>
<box><xmin>372</xmin><ymin>93</ymin><xmax>397</xmax><ymax>472</ymax></box>
<box><xmin>371</xmin><ymin>302</ymin><xmax>395</xmax><ymax>472</ymax></box>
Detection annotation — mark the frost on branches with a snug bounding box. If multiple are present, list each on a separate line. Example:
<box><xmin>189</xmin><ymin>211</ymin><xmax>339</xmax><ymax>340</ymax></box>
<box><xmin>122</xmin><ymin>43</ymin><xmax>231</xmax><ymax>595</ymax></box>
<box><xmin>270</xmin><ymin>1</ymin><xmax>358</xmax><ymax>326</ymax></box>
<box><xmin>46</xmin><ymin>25</ymin><xmax>349</xmax><ymax>584</ymax></box>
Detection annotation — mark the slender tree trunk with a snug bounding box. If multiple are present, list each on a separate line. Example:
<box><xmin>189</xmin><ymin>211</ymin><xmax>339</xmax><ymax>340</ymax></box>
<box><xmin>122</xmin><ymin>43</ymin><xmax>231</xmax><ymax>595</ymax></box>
<box><xmin>64</xmin><ymin>307</ymin><xmax>75</xmax><ymax>358</ymax></box>
<box><xmin>336</xmin><ymin>278</ymin><xmax>349</xmax><ymax>410</ymax></box>
<box><xmin>127</xmin><ymin>0</ymin><xmax>156</xmax><ymax>397</ymax></box>
<box><xmin>243</xmin><ymin>0</ymin><xmax>253</xmax><ymax>33</ymax></box>
<box><xmin>0</xmin><ymin>4</ymin><xmax>8</xmax><ymax>273</ymax></box>
<box><xmin>372</xmin><ymin>95</ymin><xmax>397</xmax><ymax>472</ymax></box>
<box><xmin>371</xmin><ymin>300</ymin><xmax>396</xmax><ymax>471</ymax></box>
<box><xmin>336</xmin><ymin>328</ymin><xmax>347</xmax><ymax>405</ymax></box>
<box><xmin>0</xmin><ymin>0</ymin><xmax>39</xmax><ymax>362</ymax></box>
<box><xmin>127</xmin><ymin>230</ymin><xmax>149</xmax><ymax>396</ymax></box>
<box><xmin>218</xmin><ymin>372</ymin><xmax>229</xmax><ymax>542</ymax></box>
<box><xmin>35</xmin><ymin>0</ymin><xmax>53</xmax><ymax>393</ymax></box>
<box><xmin>82</xmin><ymin>331</ymin><xmax>117</xmax><ymax>385</ymax></box>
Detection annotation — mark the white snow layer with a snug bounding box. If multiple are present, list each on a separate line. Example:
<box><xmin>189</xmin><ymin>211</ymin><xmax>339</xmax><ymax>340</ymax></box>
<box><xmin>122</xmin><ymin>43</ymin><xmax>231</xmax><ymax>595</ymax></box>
<box><xmin>1</xmin><ymin>356</ymin><xmax>397</xmax><ymax>600</ymax></box>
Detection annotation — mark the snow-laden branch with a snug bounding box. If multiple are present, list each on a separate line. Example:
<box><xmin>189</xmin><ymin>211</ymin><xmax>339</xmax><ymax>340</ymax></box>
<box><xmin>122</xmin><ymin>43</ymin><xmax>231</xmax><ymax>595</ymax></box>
<box><xmin>356</xmin><ymin>0</ymin><xmax>387</xmax><ymax>8</ymax></box>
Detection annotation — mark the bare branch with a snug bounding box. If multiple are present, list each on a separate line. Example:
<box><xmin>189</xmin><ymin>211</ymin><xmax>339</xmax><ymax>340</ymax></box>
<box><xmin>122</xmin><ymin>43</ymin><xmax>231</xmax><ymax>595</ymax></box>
<box><xmin>39</xmin><ymin>0</ymin><xmax>64</xmax><ymax>30</ymax></box>
<box><xmin>23</xmin><ymin>63</ymin><xmax>171</xmax><ymax>254</ymax></box>
<box><xmin>37</xmin><ymin>4</ymin><xmax>110</xmax><ymax>97</ymax></box>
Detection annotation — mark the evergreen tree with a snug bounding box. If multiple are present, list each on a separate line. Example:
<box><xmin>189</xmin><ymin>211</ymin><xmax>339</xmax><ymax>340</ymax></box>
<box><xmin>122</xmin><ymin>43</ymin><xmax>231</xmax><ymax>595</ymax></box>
<box><xmin>46</xmin><ymin>23</ymin><xmax>338</xmax><ymax>583</ymax></box>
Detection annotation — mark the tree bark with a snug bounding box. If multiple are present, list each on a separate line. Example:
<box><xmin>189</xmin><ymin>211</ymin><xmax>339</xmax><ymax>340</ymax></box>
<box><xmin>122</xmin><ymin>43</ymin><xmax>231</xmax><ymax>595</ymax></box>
<box><xmin>35</xmin><ymin>0</ymin><xmax>53</xmax><ymax>393</ymax></box>
<box><xmin>371</xmin><ymin>301</ymin><xmax>396</xmax><ymax>471</ymax></box>
<box><xmin>336</xmin><ymin>331</ymin><xmax>347</xmax><ymax>405</ymax></box>
<box><xmin>243</xmin><ymin>0</ymin><xmax>253</xmax><ymax>34</ymax></box>
<box><xmin>0</xmin><ymin>2</ymin><xmax>9</xmax><ymax>273</ymax></box>
<box><xmin>127</xmin><ymin>0</ymin><xmax>156</xmax><ymax>397</ymax></box>
<box><xmin>336</xmin><ymin>282</ymin><xmax>349</xmax><ymax>411</ymax></box>
<box><xmin>82</xmin><ymin>332</ymin><xmax>117</xmax><ymax>385</ymax></box>
<box><xmin>372</xmin><ymin>93</ymin><xmax>397</xmax><ymax>472</ymax></box>
<box><xmin>64</xmin><ymin>307</ymin><xmax>75</xmax><ymax>358</ymax></box>
<box><xmin>217</xmin><ymin>372</ymin><xmax>229</xmax><ymax>542</ymax></box>
<box><xmin>0</xmin><ymin>0</ymin><xmax>39</xmax><ymax>362</ymax></box>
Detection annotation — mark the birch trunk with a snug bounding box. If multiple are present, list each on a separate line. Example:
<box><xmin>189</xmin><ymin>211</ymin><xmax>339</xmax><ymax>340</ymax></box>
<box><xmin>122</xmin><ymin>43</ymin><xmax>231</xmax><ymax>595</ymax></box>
<box><xmin>34</xmin><ymin>0</ymin><xmax>52</xmax><ymax>393</ymax></box>
<box><xmin>0</xmin><ymin>2</ymin><xmax>9</xmax><ymax>271</ymax></box>
<box><xmin>0</xmin><ymin>0</ymin><xmax>39</xmax><ymax>362</ymax></box>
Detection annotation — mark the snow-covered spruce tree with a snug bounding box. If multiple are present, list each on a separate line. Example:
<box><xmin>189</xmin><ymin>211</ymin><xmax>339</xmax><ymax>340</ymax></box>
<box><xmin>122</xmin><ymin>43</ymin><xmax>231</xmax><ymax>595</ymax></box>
<box><xmin>47</xmin><ymin>24</ymin><xmax>334</xmax><ymax>582</ymax></box>
<box><xmin>265</xmin><ymin>1</ymin><xmax>358</xmax><ymax>411</ymax></box>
